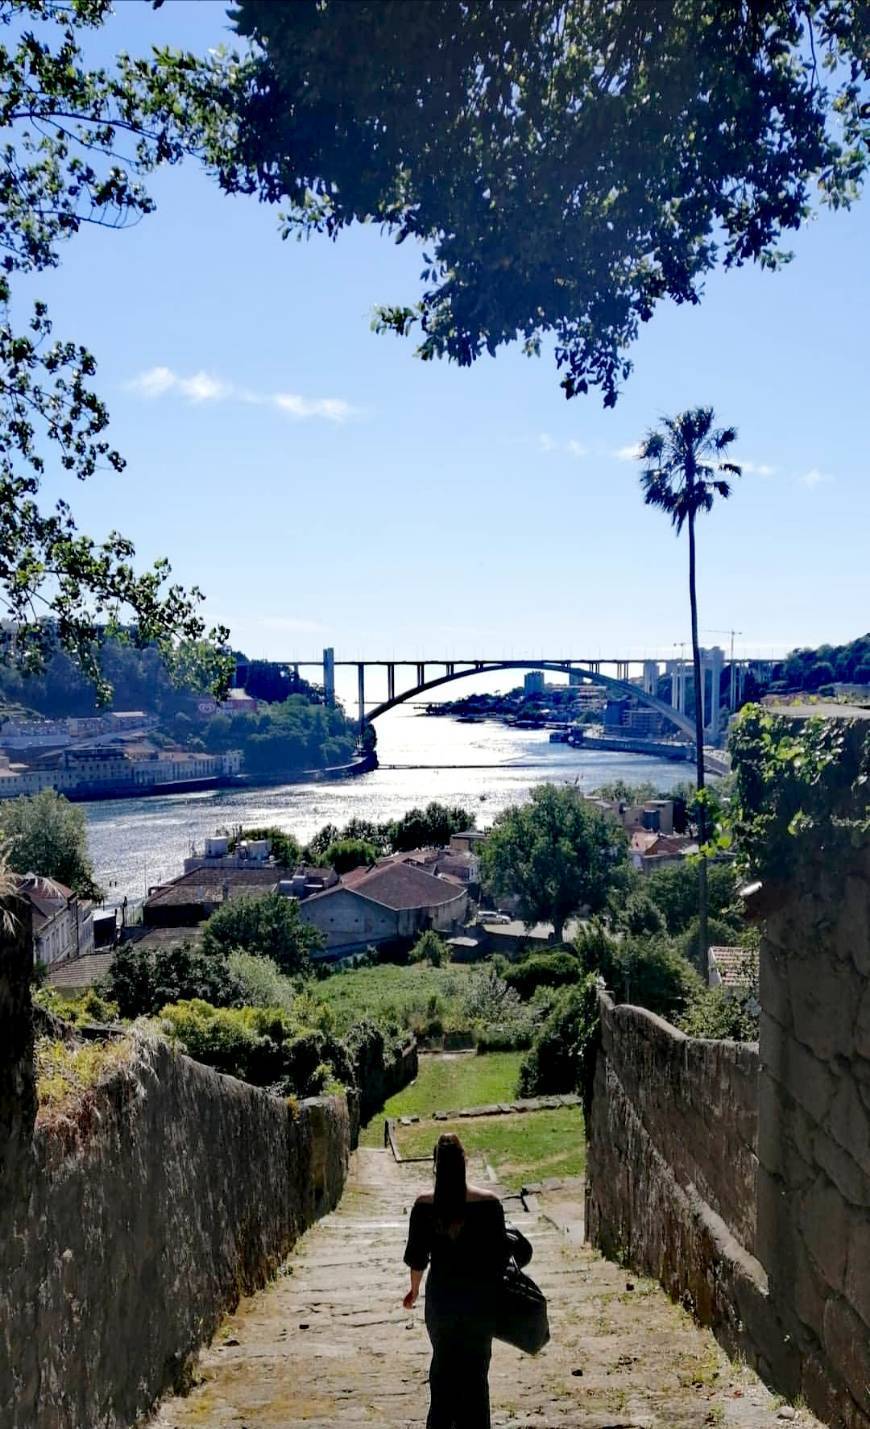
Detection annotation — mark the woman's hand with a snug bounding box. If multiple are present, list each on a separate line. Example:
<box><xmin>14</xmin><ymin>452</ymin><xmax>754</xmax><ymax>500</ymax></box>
<box><xmin>403</xmin><ymin>1288</ymin><xmax>418</xmax><ymax>1310</ymax></box>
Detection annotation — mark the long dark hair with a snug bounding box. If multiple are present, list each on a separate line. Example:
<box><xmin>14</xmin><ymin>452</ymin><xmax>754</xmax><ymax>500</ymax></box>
<box><xmin>433</xmin><ymin>1132</ymin><xmax>467</xmax><ymax>1237</ymax></box>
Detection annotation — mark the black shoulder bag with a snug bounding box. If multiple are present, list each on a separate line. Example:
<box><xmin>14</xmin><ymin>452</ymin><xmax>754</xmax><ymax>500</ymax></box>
<box><xmin>494</xmin><ymin>1224</ymin><xmax>549</xmax><ymax>1354</ymax></box>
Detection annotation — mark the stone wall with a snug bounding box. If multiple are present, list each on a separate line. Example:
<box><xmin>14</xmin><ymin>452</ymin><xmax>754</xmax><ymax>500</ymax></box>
<box><xmin>754</xmin><ymin>844</ymin><xmax>870</xmax><ymax>1429</ymax></box>
<box><xmin>0</xmin><ymin>924</ymin><xmax>355</xmax><ymax>1429</ymax></box>
<box><xmin>588</xmin><ymin>713</ymin><xmax>870</xmax><ymax>1429</ymax></box>
<box><xmin>585</xmin><ymin>996</ymin><xmax>789</xmax><ymax>1381</ymax></box>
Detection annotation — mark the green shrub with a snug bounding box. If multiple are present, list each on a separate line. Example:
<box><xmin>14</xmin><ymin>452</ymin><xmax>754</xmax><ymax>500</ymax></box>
<box><xmin>106</xmin><ymin>942</ymin><xmax>244</xmax><ymax>1018</ymax></box>
<box><xmin>518</xmin><ymin>976</ymin><xmax>600</xmax><ymax>1097</ymax></box>
<box><xmin>679</xmin><ymin>917</ymin><xmax>739</xmax><ymax>968</ymax></box>
<box><xmin>504</xmin><ymin>951</ymin><xmax>581</xmax><ymax>1000</ymax></box>
<box><xmin>616</xmin><ymin>890</ymin><xmax>667</xmax><ymax>937</ymax></box>
<box><xmin>679</xmin><ymin>978</ymin><xmax>760</xmax><ymax>1041</ymax></box>
<box><xmin>226</xmin><ymin>951</ymin><xmax>297</xmax><ymax>1012</ymax></box>
<box><xmin>409</xmin><ymin>929</ymin><xmax>450</xmax><ymax>966</ymax></box>
<box><xmin>608</xmin><ymin>937</ymin><xmax>701</xmax><ymax>1020</ymax></box>
<box><xmin>34</xmin><ymin>985</ymin><xmax>119</xmax><ymax>1026</ymax></box>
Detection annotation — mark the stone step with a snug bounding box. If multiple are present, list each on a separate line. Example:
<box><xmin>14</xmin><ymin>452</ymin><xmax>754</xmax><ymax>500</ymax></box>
<box><xmin>153</xmin><ymin>1148</ymin><xmax>820</xmax><ymax>1429</ymax></box>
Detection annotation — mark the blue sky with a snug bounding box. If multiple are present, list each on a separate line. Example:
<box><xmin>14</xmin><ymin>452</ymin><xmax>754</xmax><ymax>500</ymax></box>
<box><xmin>31</xmin><ymin>1</ymin><xmax>870</xmax><ymax>671</ymax></box>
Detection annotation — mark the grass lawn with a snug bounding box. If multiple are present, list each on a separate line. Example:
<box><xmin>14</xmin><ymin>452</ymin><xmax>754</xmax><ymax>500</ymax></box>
<box><xmin>395</xmin><ymin>1107</ymin><xmax>586</xmax><ymax>1192</ymax></box>
<box><xmin>314</xmin><ymin>961</ymin><xmax>474</xmax><ymax>1034</ymax></box>
<box><xmin>359</xmin><ymin>1049</ymin><xmax>523</xmax><ymax>1147</ymax></box>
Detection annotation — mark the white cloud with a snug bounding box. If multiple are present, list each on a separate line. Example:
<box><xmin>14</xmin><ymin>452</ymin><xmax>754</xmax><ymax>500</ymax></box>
<box><xmin>127</xmin><ymin>365</ymin><xmax>176</xmax><ymax>398</ymax></box>
<box><xmin>735</xmin><ymin>458</ymin><xmax>778</xmax><ymax>477</ymax></box>
<box><xmin>538</xmin><ymin>432</ymin><xmax>587</xmax><ymax>458</ymax></box>
<box><xmin>273</xmin><ymin>393</ymin><xmax>355</xmax><ymax>422</ymax></box>
<box><xmin>800</xmin><ymin>468</ymin><xmax>833</xmax><ymax>489</ymax></box>
<box><xmin>177</xmin><ymin>371</ymin><xmax>231</xmax><ymax>403</ymax></box>
<box><xmin>126</xmin><ymin>367</ymin><xmax>358</xmax><ymax>423</ymax></box>
<box><xmin>614</xmin><ymin>443</ymin><xmax>643</xmax><ymax>461</ymax></box>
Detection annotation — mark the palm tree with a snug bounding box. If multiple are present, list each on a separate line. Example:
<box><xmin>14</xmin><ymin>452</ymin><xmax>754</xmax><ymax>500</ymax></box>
<box><xmin>638</xmin><ymin>408</ymin><xmax>741</xmax><ymax>983</ymax></box>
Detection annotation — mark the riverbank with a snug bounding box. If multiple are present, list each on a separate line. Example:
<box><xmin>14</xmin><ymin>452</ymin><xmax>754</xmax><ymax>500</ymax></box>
<box><xmin>33</xmin><ymin>751</ymin><xmax>378</xmax><ymax>806</ymax></box>
<box><xmin>82</xmin><ymin>707</ymin><xmax>701</xmax><ymax>905</ymax></box>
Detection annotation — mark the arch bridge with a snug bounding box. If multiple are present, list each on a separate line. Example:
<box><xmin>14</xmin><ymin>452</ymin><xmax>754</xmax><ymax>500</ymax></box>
<box><xmin>266</xmin><ymin>650</ymin><xmax>763</xmax><ymax>751</ymax></box>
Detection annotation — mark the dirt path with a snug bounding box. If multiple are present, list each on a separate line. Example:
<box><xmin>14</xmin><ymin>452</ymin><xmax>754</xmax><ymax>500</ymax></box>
<box><xmin>153</xmin><ymin>1147</ymin><xmax>816</xmax><ymax>1429</ymax></box>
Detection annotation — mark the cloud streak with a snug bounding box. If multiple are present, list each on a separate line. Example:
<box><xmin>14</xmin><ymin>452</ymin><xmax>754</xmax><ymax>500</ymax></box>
<box><xmin>538</xmin><ymin>433</ymin><xmax>588</xmax><ymax>458</ymax></box>
<box><xmin>126</xmin><ymin>367</ymin><xmax>358</xmax><ymax>423</ymax></box>
<box><xmin>799</xmin><ymin>467</ymin><xmax>833</xmax><ymax>489</ymax></box>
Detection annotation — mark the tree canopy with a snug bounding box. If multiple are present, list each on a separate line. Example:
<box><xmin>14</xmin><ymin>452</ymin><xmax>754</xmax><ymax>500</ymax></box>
<box><xmin>1</xmin><ymin>789</ymin><xmax>101</xmax><ymax>898</ymax></box>
<box><xmin>230</xmin><ymin>0</ymin><xmax>869</xmax><ymax>405</ymax></box>
<box><xmin>200</xmin><ymin>891</ymin><xmax>324</xmax><ymax>974</ymax></box>
<box><xmin>0</xmin><ymin>0</ymin><xmax>241</xmax><ymax>697</ymax></box>
<box><xmin>480</xmin><ymin>783</ymin><xmax>628</xmax><ymax>940</ymax></box>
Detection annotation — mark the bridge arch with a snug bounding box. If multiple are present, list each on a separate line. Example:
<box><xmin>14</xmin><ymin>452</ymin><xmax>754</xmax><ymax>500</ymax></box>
<box><xmin>365</xmin><ymin>660</ymin><xmax>695</xmax><ymax>742</ymax></box>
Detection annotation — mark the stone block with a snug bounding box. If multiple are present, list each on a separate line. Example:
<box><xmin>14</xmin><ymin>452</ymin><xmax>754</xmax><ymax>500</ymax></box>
<box><xmin>798</xmin><ymin>1173</ymin><xmax>850</xmax><ymax>1292</ymax></box>
<box><xmin>814</xmin><ymin>1127</ymin><xmax>870</xmax><ymax>1208</ymax></box>
<box><xmin>845</xmin><ymin>1209</ymin><xmax>870</xmax><ymax>1332</ymax></box>
<box><xmin>841</xmin><ymin>873</ymin><xmax>870</xmax><ymax>976</ymax></box>
<box><xmin>788</xmin><ymin>953</ymin><xmax>860</xmax><ymax>1063</ymax></box>
<box><xmin>857</xmin><ymin>985</ymin><xmax>870</xmax><ymax>1062</ymax></box>
<box><xmin>792</xmin><ymin>1240</ymin><xmax>828</xmax><ymax>1338</ymax></box>
<box><xmin>759</xmin><ymin>945</ymin><xmax>792</xmax><ymax>1029</ymax></box>
<box><xmin>762</xmin><ymin>1027</ymin><xmax>835</xmax><ymax>1125</ymax></box>
<box><xmin>823</xmin><ymin>1295</ymin><xmax>870</xmax><ymax>1413</ymax></box>
<box><xmin>757</xmin><ymin>1072</ymin><xmax>787</xmax><ymax>1176</ymax></box>
<box><xmin>829</xmin><ymin>1078</ymin><xmax>870</xmax><ymax>1176</ymax></box>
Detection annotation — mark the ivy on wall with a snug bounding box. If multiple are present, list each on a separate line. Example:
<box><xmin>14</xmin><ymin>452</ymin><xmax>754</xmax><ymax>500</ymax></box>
<box><xmin>727</xmin><ymin>706</ymin><xmax>870</xmax><ymax>884</ymax></box>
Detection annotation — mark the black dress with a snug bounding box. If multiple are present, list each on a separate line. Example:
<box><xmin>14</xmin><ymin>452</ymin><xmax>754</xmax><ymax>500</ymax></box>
<box><xmin>404</xmin><ymin>1196</ymin><xmax>506</xmax><ymax>1429</ymax></box>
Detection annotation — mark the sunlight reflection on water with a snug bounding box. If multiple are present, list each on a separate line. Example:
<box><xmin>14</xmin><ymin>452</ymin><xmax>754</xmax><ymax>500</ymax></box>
<box><xmin>84</xmin><ymin>705</ymin><xmax>692</xmax><ymax>903</ymax></box>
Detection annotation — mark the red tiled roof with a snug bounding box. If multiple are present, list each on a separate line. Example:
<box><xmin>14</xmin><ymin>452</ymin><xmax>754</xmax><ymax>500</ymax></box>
<box><xmin>710</xmin><ymin>946</ymin><xmax>757</xmax><ymax>988</ymax></box>
<box><xmin>320</xmin><ymin>861</ymin><xmax>466</xmax><ymax>912</ymax></box>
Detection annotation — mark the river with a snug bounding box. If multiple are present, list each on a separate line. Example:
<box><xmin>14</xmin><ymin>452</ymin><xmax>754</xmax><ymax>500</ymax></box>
<box><xmin>83</xmin><ymin>704</ymin><xmax>693</xmax><ymax>904</ymax></box>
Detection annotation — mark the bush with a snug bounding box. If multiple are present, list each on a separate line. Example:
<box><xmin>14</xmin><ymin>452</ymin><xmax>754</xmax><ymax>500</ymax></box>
<box><xmin>157</xmin><ymin>999</ymin><xmax>352</xmax><ymax>1095</ymax></box>
<box><xmin>504</xmin><ymin>951</ymin><xmax>581</xmax><ymax>1000</ymax></box>
<box><xmin>226</xmin><ymin>951</ymin><xmax>297</xmax><ymax>1012</ymax></box>
<box><xmin>34</xmin><ymin>985</ymin><xmax>119</xmax><ymax>1027</ymax></box>
<box><xmin>106</xmin><ymin>942</ymin><xmax>244</xmax><ymax>1019</ymax></box>
<box><xmin>409</xmin><ymin>929</ymin><xmax>450</xmax><ymax>967</ymax></box>
<box><xmin>616</xmin><ymin>890</ymin><xmax>667</xmax><ymax>937</ymax></box>
<box><xmin>679</xmin><ymin>981</ymin><xmax>760</xmax><ymax>1041</ymax></box>
<box><xmin>608</xmin><ymin>937</ymin><xmax>701</xmax><ymax>1021</ymax></box>
<box><xmin>679</xmin><ymin>917</ymin><xmax>739</xmax><ymax>968</ymax></box>
<box><xmin>518</xmin><ymin>976</ymin><xmax>600</xmax><ymax>1097</ymax></box>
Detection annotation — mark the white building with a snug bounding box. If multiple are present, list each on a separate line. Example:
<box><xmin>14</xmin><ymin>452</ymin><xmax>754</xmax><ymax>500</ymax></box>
<box><xmin>15</xmin><ymin>875</ymin><xmax>95</xmax><ymax>968</ymax></box>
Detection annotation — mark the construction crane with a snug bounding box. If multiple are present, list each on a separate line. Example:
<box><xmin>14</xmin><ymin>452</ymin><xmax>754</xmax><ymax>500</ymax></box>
<box><xmin>703</xmin><ymin>629</ymin><xmax>744</xmax><ymax>710</ymax></box>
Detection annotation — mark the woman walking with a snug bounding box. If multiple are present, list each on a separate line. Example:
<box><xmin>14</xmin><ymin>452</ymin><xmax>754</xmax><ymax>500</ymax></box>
<box><xmin>403</xmin><ymin>1133</ymin><xmax>506</xmax><ymax>1429</ymax></box>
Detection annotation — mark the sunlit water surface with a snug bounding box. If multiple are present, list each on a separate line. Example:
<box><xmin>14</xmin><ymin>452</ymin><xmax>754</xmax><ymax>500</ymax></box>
<box><xmin>84</xmin><ymin>705</ymin><xmax>692</xmax><ymax>904</ymax></box>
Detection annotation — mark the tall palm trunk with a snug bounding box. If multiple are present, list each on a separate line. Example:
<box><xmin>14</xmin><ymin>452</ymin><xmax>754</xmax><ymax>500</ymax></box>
<box><xmin>687</xmin><ymin>509</ymin><xmax>709</xmax><ymax>982</ymax></box>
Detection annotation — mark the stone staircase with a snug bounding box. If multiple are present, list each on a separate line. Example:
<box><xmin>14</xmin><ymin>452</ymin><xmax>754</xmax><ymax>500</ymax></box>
<box><xmin>153</xmin><ymin>1148</ymin><xmax>817</xmax><ymax>1429</ymax></box>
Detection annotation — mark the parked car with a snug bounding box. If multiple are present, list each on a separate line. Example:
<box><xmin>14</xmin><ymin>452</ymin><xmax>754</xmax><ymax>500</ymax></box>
<box><xmin>476</xmin><ymin>910</ymin><xmax>511</xmax><ymax>925</ymax></box>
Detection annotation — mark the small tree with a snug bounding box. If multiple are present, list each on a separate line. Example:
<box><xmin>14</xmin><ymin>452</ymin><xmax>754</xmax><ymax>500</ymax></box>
<box><xmin>409</xmin><ymin>929</ymin><xmax>450</xmax><ymax>967</ymax></box>
<box><xmin>201</xmin><ymin>892</ymin><xmax>324</xmax><ymax>974</ymax></box>
<box><xmin>481</xmin><ymin>784</ymin><xmax>628</xmax><ymax>942</ymax></box>
<box><xmin>638</xmin><ymin>408</ymin><xmax>742</xmax><ymax>980</ymax></box>
<box><xmin>0</xmin><ymin>790</ymin><xmax>102</xmax><ymax>898</ymax></box>
<box><xmin>322</xmin><ymin>838</ymin><xmax>378</xmax><ymax>874</ymax></box>
<box><xmin>518</xmin><ymin>977</ymin><xmax>601</xmax><ymax>1099</ymax></box>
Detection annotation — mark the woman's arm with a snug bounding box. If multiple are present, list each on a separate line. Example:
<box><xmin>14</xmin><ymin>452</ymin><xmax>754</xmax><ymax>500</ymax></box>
<box><xmin>403</xmin><ymin>1268</ymin><xmax>423</xmax><ymax>1309</ymax></box>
